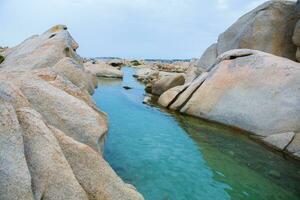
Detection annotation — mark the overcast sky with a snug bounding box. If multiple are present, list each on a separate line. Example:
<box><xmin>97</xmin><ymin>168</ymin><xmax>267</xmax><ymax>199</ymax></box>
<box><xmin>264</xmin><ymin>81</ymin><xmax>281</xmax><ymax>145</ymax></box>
<box><xmin>0</xmin><ymin>0</ymin><xmax>268</xmax><ymax>59</ymax></box>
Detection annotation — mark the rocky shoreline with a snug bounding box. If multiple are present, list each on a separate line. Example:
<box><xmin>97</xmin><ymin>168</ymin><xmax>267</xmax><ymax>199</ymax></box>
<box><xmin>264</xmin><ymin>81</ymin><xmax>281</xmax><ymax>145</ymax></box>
<box><xmin>133</xmin><ymin>1</ymin><xmax>300</xmax><ymax>160</ymax></box>
<box><xmin>0</xmin><ymin>25</ymin><xmax>143</xmax><ymax>200</ymax></box>
<box><xmin>1</xmin><ymin>1</ymin><xmax>300</xmax><ymax>199</ymax></box>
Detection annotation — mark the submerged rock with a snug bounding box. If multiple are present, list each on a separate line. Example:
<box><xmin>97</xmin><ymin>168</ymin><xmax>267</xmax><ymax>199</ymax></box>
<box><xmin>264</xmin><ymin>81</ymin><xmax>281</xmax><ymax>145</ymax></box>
<box><xmin>123</xmin><ymin>86</ymin><xmax>132</xmax><ymax>90</ymax></box>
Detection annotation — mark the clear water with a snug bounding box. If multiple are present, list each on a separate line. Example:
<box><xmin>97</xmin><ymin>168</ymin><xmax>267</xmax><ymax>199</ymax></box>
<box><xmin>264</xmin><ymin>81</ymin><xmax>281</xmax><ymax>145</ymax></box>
<box><xmin>93</xmin><ymin>67</ymin><xmax>300</xmax><ymax>200</ymax></box>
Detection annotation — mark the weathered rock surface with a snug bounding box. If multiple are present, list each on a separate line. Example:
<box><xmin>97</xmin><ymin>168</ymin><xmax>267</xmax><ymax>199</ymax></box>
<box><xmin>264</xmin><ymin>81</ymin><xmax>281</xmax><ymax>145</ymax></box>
<box><xmin>159</xmin><ymin>49</ymin><xmax>300</xmax><ymax>159</ymax></box>
<box><xmin>0</xmin><ymin>25</ymin><xmax>144</xmax><ymax>199</ymax></box>
<box><xmin>286</xmin><ymin>133</ymin><xmax>300</xmax><ymax>159</ymax></box>
<box><xmin>197</xmin><ymin>1</ymin><xmax>300</xmax><ymax>70</ymax></box>
<box><xmin>182</xmin><ymin>49</ymin><xmax>300</xmax><ymax>137</ymax></box>
<box><xmin>53</xmin><ymin>57</ymin><xmax>97</xmax><ymax>94</ymax></box>
<box><xmin>218</xmin><ymin>1</ymin><xmax>299</xmax><ymax>60</ymax></box>
<box><xmin>84</xmin><ymin>62</ymin><xmax>123</xmax><ymax>78</ymax></box>
<box><xmin>1</xmin><ymin>25</ymin><xmax>82</xmax><ymax>71</ymax></box>
<box><xmin>16</xmin><ymin>76</ymin><xmax>108</xmax><ymax>152</ymax></box>
<box><xmin>197</xmin><ymin>43</ymin><xmax>217</xmax><ymax>71</ymax></box>
<box><xmin>17</xmin><ymin>108</ymin><xmax>89</xmax><ymax>200</ymax></box>
<box><xmin>158</xmin><ymin>85</ymin><xmax>189</xmax><ymax>108</ymax></box>
<box><xmin>51</xmin><ymin>126</ymin><xmax>144</xmax><ymax>200</ymax></box>
<box><xmin>263</xmin><ymin>132</ymin><xmax>295</xmax><ymax>150</ymax></box>
<box><xmin>0</xmin><ymin>100</ymin><xmax>34</xmax><ymax>200</ymax></box>
<box><xmin>169</xmin><ymin>72</ymin><xmax>208</xmax><ymax>111</ymax></box>
<box><xmin>32</xmin><ymin>68</ymin><xmax>98</xmax><ymax>110</ymax></box>
<box><xmin>134</xmin><ymin>68</ymin><xmax>159</xmax><ymax>84</ymax></box>
<box><xmin>133</xmin><ymin>60</ymin><xmax>197</xmax><ymax>87</ymax></box>
<box><xmin>152</xmin><ymin>74</ymin><xmax>185</xmax><ymax>96</ymax></box>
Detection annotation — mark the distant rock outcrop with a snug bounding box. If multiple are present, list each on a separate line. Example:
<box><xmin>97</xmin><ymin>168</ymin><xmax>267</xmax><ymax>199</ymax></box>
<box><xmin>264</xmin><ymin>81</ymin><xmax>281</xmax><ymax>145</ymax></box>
<box><xmin>0</xmin><ymin>25</ymin><xmax>143</xmax><ymax>200</ymax></box>
<box><xmin>84</xmin><ymin>61</ymin><xmax>123</xmax><ymax>78</ymax></box>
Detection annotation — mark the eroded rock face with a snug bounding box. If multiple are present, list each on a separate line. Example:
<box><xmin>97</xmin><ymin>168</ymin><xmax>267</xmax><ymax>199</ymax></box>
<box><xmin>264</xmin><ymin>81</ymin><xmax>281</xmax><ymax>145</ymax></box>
<box><xmin>50</xmin><ymin>126</ymin><xmax>144</xmax><ymax>200</ymax></box>
<box><xmin>182</xmin><ymin>49</ymin><xmax>300</xmax><ymax>137</ymax></box>
<box><xmin>158</xmin><ymin>85</ymin><xmax>189</xmax><ymax>108</ymax></box>
<box><xmin>152</xmin><ymin>74</ymin><xmax>185</xmax><ymax>96</ymax></box>
<box><xmin>0</xmin><ymin>100</ymin><xmax>34</xmax><ymax>200</ymax></box>
<box><xmin>0</xmin><ymin>25</ymin><xmax>144</xmax><ymax>199</ymax></box>
<box><xmin>16</xmin><ymin>76</ymin><xmax>107</xmax><ymax>152</ymax></box>
<box><xmin>160</xmin><ymin>49</ymin><xmax>300</xmax><ymax>159</ymax></box>
<box><xmin>197</xmin><ymin>1</ymin><xmax>300</xmax><ymax>70</ymax></box>
<box><xmin>169</xmin><ymin>73</ymin><xmax>208</xmax><ymax>111</ymax></box>
<box><xmin>1</xmin><ymin>25</ymin><xmax>82</xmax><ymax>71</ymax></box>
<box><xmin>17</xmin><ymin>108</ymin><xmax>89</xmax><ymax>200</ymax></box>
<box><xmin>53</xmin><ymin>57</ymin><xmax>97</xmax><ymax>94</ymax></box>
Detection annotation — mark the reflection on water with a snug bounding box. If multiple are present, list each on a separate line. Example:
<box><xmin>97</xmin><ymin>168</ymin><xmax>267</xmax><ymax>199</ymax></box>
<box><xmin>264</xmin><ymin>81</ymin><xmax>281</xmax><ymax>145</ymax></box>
<box><xmin>93</xmin><ymin>67</ymin><xmax>300</xmax><ymax>200</ymax></box>
<box><xmin>175</xmin><ymin>115</ymin><xmax>300</xmax><ymax>200</ymax></box>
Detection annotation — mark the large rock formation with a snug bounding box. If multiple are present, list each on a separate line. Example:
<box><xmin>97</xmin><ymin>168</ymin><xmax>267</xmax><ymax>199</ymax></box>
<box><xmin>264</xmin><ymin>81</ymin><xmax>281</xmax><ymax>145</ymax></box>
<box><xmin>198</xmin><ymin>0</ymin><xmax>300</xmax><ymax>70</ymax></box>
<box><xmin>0</xmin><ymin>25</ymin><xmax>143</xmax><ymax>200</ymax></box>
<box><xmin>159</xmin><ymin>49</ymin><xmax>300</xmax><ymax>159</ymax></box>
<box><xmin>0</xmin><ymin>100</ymin><xmax>34</xmax><ymax>200</ymax></box>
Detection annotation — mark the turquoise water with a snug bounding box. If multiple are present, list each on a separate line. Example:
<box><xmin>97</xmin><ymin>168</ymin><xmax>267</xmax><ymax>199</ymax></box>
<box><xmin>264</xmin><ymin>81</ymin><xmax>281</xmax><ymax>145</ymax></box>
<box><xmin>93</xmin><ymin>67</ymin><xmax>300</xmax><ymax>200</ymax></box>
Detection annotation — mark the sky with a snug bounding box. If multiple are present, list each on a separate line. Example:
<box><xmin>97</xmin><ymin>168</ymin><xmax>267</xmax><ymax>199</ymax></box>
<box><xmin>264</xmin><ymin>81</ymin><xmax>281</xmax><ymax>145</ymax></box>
<box><xmin>0</xmin><ymin>0</ymin><xmax>268</xmax><ymax>59</ymax></box>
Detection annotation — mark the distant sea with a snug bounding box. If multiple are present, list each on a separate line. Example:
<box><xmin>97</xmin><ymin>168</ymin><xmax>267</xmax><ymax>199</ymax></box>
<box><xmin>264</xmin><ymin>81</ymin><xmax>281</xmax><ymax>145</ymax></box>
<box><xmin>94</xmin><ymin>57</ymin><xmax>192</xmax><ymax>63</ymax></box>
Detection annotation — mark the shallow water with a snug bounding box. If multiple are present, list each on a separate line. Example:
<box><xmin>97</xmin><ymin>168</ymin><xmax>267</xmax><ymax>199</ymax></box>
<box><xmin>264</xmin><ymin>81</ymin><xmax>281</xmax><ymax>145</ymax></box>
<box><xmin>93</xmin><ymin>67</ymin><xmax>300</xmax><ymax>200</ymax></box>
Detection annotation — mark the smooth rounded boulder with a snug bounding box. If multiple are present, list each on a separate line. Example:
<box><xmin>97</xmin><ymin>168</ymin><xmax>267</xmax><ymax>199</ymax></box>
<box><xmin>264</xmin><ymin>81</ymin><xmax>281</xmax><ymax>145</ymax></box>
<box><xmin>151</xmin><ymin>74</ymin><xmax>185</xmax><ymax>96</ymax></box>
<box><xmin>181</xmin><ymin>49</ymin><xmax>300</xmax><ymax>138</ymax></box>
<box><xmin>197</xmin><ymin>0</ymin><xmax>300</xmax><ymax>70</ymax></box>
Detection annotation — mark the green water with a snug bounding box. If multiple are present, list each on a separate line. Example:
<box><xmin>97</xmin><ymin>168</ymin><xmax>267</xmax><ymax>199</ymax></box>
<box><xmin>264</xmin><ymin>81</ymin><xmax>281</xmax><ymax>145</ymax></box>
<box><xmin>93</xmin><ymin>67</ymin><xmax>300</xmax><ymax>200</ymax></box>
